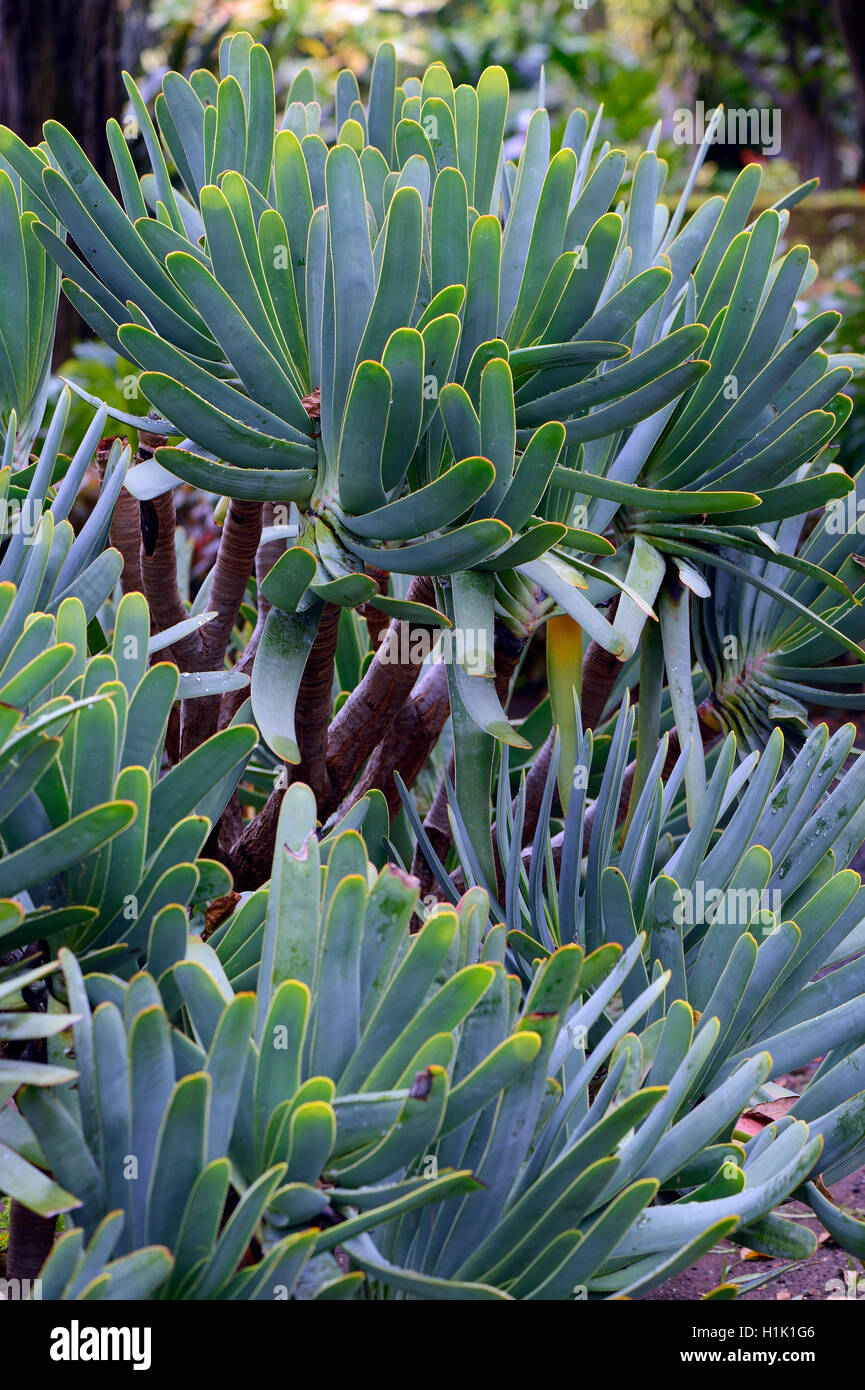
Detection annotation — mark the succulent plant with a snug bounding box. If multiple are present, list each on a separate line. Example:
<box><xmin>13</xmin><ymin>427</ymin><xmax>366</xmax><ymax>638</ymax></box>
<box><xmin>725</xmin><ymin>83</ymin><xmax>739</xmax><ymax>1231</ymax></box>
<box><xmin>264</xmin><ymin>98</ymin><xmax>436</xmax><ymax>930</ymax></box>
<box><xmin>1</xmin><ymin>29</ymin><xmax>863</xmax><ymax>1305</ymax></box>
<box><xmin>425</xmin><ymin>696</ymin><xmax>865</xmax><ymax>1256</ymax></box>
<box><xmin>0</xmin><ymin>954</ymin><xmax>81</xmax><ymax>1218</ymax></box>
<box><xmin>0</xmin><ymin>165</ymin><xmax>61</xmax><ymax>461</ymax></box>
<box><xmin>2</xmin><ymin>35</ymin><xmax>857</xmax><ymax>867</ymax></box>
<box><xmin>0</xmin><ymin>584</ymin><xmax>255</xmax><ymax>968</ymax></box>
<box><xmin>692</xmin><ymin>465</ymin><xmax>865</xmax><ymax>757</ymax></box>
<box><xmin>7</xmin><ymin>783</ymin><xmax>831</xmax><ymax>1298</ymax></box>
<box><xmin>1</xmin><ymin>392</ymin><xmax>129</xmax><ymax>622</ymax></box>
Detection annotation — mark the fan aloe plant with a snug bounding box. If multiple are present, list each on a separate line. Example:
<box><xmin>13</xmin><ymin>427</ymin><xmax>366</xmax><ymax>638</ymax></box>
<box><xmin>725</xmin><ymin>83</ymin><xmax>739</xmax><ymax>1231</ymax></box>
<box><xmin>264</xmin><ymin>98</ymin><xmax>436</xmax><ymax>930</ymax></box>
<box><xmin>2</xmin><ymin>31</ymin><xmax>859</xmax><ymax>893</ymax></box>
<box><xmin>0</xmin><ymin>955</ymin><xmax>82</xmax><ymax>1220</ymax></box>
<box><xmin>425</xmin><ymin>696</ymin><xmax>865</xmax><ymax>1258</ymax></box>
<box><xmin>0</xmin><ymin>574</ymin><xmax>258</xmax><ymax>1271</ymax></box>
<box><xmin>690</xmin><ymin>464</ymin><xmax>865</xmax><ymax>756</ymax></box>
<box><xmin>5</xmin><ymin>784</ymin><xmax>829</xmax><ymax>1299</ymax></box>
<box><xmin>1</xmin><ymin>30</ymin><xmax>865</xmax><ymax>1303</ymax></box>
<box><xmin>0</xmin><ymin>581</ymin><xmax>255</xmax><ymax>967</ymax></box>
<box><xmin>0</xmin><ymin>163</ymin><xmax>61</xmax><ymax>461</ymax></box>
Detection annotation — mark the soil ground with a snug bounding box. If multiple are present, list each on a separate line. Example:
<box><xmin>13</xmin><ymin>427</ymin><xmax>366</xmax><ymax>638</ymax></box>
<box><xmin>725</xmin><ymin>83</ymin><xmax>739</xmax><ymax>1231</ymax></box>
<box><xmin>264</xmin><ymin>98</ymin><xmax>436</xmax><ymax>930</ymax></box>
<box><xmin>649</xmin><ymin>1062</ymin><xmax>865</xmax><ymax>1301</ymax></box>
<box><xmin>647</xmin><ymin>1166</ymin><xmax>865</xmax><ymax>1300</ymax></box>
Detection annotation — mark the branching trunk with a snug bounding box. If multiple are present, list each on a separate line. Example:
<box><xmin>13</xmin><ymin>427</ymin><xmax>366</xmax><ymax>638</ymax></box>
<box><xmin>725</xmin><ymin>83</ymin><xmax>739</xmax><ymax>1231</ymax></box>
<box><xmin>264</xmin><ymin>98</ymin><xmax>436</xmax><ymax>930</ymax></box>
<box><xmin>139</xmin><ymin>491</ymin><xmax>205</xmax><ymax>670</ymax></box>
<box><xmin>361</xmin><ymin>565</ymin><xmax>391</xmax><ymax>650</ymax></box>
<box><xmin>229</xmin><ymin>781</ymin><xmax>284</xmax><ymax>891</ymax></box>
<box><xmin>137</xmin><ymin>430</ymin><xmax>206</xmax><ymax>677</ymax></box>
<box><xmin>6</xmin><ymin>1202</ymin><xmax>56</xmax><ymax>1283</ymax></box>
<box><xmin>294</xmin><ymin>602</ymin><xmax>341</xmax><ymax>805</ymax></box>
<box><xmin>518</xmin><ymin>727</ymin><xmax>557</xmax><ymax>848</ymax></box>
<box><xmin>202</xmin><ymin>500</ymin><xmax>263</xmax><ymax>667</ymax></box>
<box><xmin>100</xmin><ymin>437</ymin><xmax>143</xmax><ymax>595</ymax></box>
<box><xmin>228</xmin><ymin>600</ymin><xmax>342</xmax><ymax>887</ymax></box>
<box><xmin>579</xmin><ymin>636</ymin><xmax>622</xmax><ymax>731</ymax></box>
<box><xmin>415</xmin><ymin>746</ymin><xmax>455</xmax><ymax>889</ymax></box>
<box><xmin>180</xmin><ymin>498</ymin><xmax>263</xmax><ymax>756</ymax></box>
<box><xmin>324</xmin><ymin>575</ymin><xmax>439</xmax><ymax>812</ymax></box>
<box><xmin>337</xmin><ymin>659</ymin><xmax>451</xmax><ymax>820</ymax></box>
<box><xmin>218</xmin><ymin>505</ymin><xmax>283</xmax><ymax>731</ymax></box>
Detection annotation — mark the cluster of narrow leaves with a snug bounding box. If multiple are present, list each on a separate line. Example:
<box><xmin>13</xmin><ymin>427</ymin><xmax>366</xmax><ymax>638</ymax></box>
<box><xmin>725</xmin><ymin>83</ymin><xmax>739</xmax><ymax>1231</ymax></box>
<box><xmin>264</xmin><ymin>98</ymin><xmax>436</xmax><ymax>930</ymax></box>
<box><xmin>0</xmin><ymin>166</ymin><xmax>60</xmax><ymax>460</ymax></box>
<box><xmin>1</xmin><ymin>32</ymin><xmax>865</xmax><ymax>1300</ymax></box>
<box><xmin>428</xmin><ymin>698</ymin><xmax>865</xmax><ymax>1257</ymax></box>
<box><xmin>1</xmin><ymin>32</ymin><xmax>859</xmax><ymax>820</ymax></box>
<box><xmin>692</xmin><ymin>465</ymin><xmax>865</xmax><ymax>756</ymax></box>
<box><xmin>3</xmin><ymin>786</ymin><xmax>832</xmax><ymax>1298</ymax></box>
<box><xmin>0</xmin><ymin>392</ymin><xmax>129</xmax><ymax>624</ymax></box>
<box><xmin>0</xmin><ymin>584</ymin><xmax>254</xmax><ymax>967</ymax></box>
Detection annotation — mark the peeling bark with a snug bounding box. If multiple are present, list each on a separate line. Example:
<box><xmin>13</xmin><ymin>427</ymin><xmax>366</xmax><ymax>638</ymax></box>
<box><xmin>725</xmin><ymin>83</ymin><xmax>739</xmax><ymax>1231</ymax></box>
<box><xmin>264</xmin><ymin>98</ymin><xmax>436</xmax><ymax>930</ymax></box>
<box><xmin>217</xmin><ymin>505</ymin><xmax>283</xmax><ymax>731</ymax></box>
<box><xmin>100</xmin><ymin>435</ymin><xmax>144</xmax><ymax>596</ymax></box>
<box><xmin>337</xmin><ymin>659</ymin><xmax>451</xmax><ymax>821</ymax></box>
<box><xmin>180</xmin><ymin>498</ymin><xmax>263</xmax><ymax>756</ymax></box>
<box><xmin>324</xmin><ymin>575</ymin><xmax>439</xmax><ymax>812</ymax></box>
<box><xmin>361</xmin><ymin>565</ymin><xmax>391</xmax><ymax>650</ymax></box>
<box><xmin>294</xmin><ymin>602</ymin><xmax>341</xmax><ymax>805</ymax></box>
<box><xmin>229</xmin><ymin>781</ymin><xmax>284</xmax><ymax>892</ymax></box>
<box><xmin>139</xmin><ymin>491</ymin><xmax>205</xmax><ymax>671</ymax></box>
<box><xmin>579</xmin><ymin>636</ymin><xmax>623</xmax><ymax>732</ymax></box>
<box><xmin>202</xmin><ymin>499</ymin><xmax>263</xmax><ymax>666</ymax></box>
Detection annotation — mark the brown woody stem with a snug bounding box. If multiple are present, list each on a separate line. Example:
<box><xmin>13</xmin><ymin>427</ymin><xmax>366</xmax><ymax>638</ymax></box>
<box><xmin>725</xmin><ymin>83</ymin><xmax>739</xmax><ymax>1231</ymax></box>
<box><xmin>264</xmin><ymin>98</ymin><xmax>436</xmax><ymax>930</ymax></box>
<box><xmin>336</xmin><ymin>659</ymin><xmax>451</xmax><ymax>821</ymax></box>
<box><xmin>217</xmin><ymin>505</ymin><xmax>283</xmax><ymax>731</ymax></box>
<box><xmin>362</xmin><ymin>565</ymin><xmax>391</xmax><ymax>649</ymax></box>
<box><xmin>519</xmin><ymin>727</ymin><xmax>556</xmax><ymax>847</ymax></box>
<box><xmin>324</xmin><ymin>575</ymin><xmax>439</xmax><ymax>812</ymax></box>
<box><xmin>107</xmin><ymin>481</ymin><xmax>143</xmax><ymax>596</ymax></box>
<box><xmin>139</xmin><ymin>491</ymin><xmax>206</xmax><ymax>671</ymax></box>
<box><xmin>227</xmin><ymin>603</ymin><xmax>344</xmax><ymax>888</ymax></box>
<box><xmin>294</xmin><ymin>602</ymin><xmax>341</xmax><ymax>805</ymax></box>
<box><xmin>6</xmin><ymin>1203</ymin><xmax>56</xmax><ymax>1282</ymax></box>
<box><xmin>179</xmin><ymin>498</ymin><xmax>263</xmax><ymax>756</ymax></box>
<box><xmin>202</xmin><ymin>499</ymin><xmax>263</xmax><ymax>666</ymax></box>
<box><xmin>229</xmin><ymin>782</ymin><xmax>284</xmax><ymax>891</ymax></box>
<box><xmin>579</xmin><ymin>636</ymin><xmax>623</xmax><ymax>731</ymax></box>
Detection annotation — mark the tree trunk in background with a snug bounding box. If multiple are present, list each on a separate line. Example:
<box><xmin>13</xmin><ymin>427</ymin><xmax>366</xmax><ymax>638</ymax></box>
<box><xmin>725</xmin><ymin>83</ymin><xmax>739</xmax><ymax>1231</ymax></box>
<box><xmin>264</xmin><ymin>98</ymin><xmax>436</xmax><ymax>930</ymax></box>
<box><xmin>0</xmin><ymin>0</ymin><xmax>149</xmax><ymax>362</ymax></box>
<box><xmin>834</xmin><ymin>0</ymin><xmax>865</xmax><ymax>183</ymax></box>
<box><xmin>778</xmin><ymin>10</ymin><xmax>844</xmax><ymax>189</ymax></box>
<box><xmin>6</xmin><ymin>1205</ymin><xmax>57</xmax><ymax>1283</ymax></box>
<box><xmin>785</xmin><ymin>95</ymin><xmax>843</xmax><ymax>189</ymax></box>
